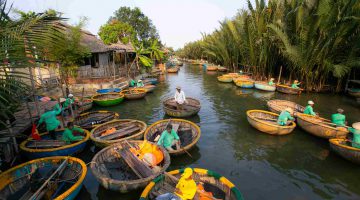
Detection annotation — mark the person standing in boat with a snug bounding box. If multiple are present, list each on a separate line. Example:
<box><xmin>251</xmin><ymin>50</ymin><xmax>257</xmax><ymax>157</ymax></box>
<box><xmin>63</xmin><ymin>94</ymin><xmax>76</xmax><ymax>115</ymax></box>
<box><xmin>349</xmin><ymin>122</ymin><xmax>360</xmax><ymax>148</ymax></box>
<box><xmin>136</xmin><ymin>80</ymin><xmax>144</xmax><ymax>87</ymax></box>
<box><xmin>331</xmin><ymin>108</ymin><xmax>347</xmax><ymax>126</ymax></box>
<box><xmin>277</xmin><ymin>108</ymin><xmax>295</xmax><ymax>126</ymax></box>
<box><xmin>291</xmin><ymin>80</ymin><xmax>301</xmax><ymax>89</ymax></box>
<box><xmin>157</xmin><ymin>124</ymin><xmax>180</xmax><ymax>151</ymax></box>
<box><xmin>62</xmin><ymin>122</ymin><xmax>84</xmax><ymax>144</ymax></box>
<box><xmin>268</xmin><ymin>78</ymin><xmax>275</xmax><ymax>86</ymax></box>
<box><xmin>156</xmin><ymin>168</ymin><xmax>197</xmax><ymax>200</ymax></box>
<box><xmin>174</xmin><ymin>86</ymin><xmax>187</xmax><ymax>110</ymax></box>
<box><xmin>37</xmin><ymin>103</ymin><xmax>62</xmax><ymax>140</ymax></box>
<box><xmin>303</xmin><ymin>100</ymin><xmax>316</xmax><ymax>116</ymax></box>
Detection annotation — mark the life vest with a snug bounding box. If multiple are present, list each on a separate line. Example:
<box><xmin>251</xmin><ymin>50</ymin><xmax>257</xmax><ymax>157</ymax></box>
<box><xmin>197</xmin><ymin>184</ymin><xmax>214</xmax><ymax>200</ymax></box>
<box><xmin>131</xmin><ymin>141</ymin><xmax>164</xmax><ymax>165</ymax></box>
<box><xmin>101</xmin><ymin>127</ymin><xmax>116</xmax><ymax>136</ymax></box>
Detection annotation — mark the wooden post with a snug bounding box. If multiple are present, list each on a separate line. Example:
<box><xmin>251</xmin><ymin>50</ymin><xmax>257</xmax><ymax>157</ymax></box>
<box><xmin>25</xmin><ymin>100</ymin><xmax>34</xmax><ymax>125</ymax></box>
<box><xmin>7</xmin><ymin>120</ymin><xmax>18</xmax><ymax>153</ymax></box>
<box><xmin>28</xmin><ymin>67</ymin><xmax>41</xmax><ymax>118</ymax></box>
<box><xmin>125</xmin><ymin>50</ymin><xmax>128</xmax><ymax>77</ymax></box>
<box><xmin>277</xmin><ymin>65</ymin><xmax>283</xmax><ymax>85</ymax></box>
<box><xmin>112</xmin><ymin>51</ymin><xmax>116</xmax><ymax>80</ymax></box>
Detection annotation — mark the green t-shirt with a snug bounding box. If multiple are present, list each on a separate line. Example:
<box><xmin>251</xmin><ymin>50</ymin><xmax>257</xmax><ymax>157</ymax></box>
<box><xmin>62</xmin><ymin>127</ymin><xmax>84</xmax><ymax>144</ymax></box>
<box><xmin>130</xmin><ymin>79</ymin><xmax>136</xmax><ymax>87</ymax></box>
<box><xmin>303</xmin><ymin>105</ymin><xmax>316</xmax><ymax>116</ymax></box>
<box><xmin>63</xmin><ymin>98</ymin><xmax>74</xmax><ymax>108</ymax></box>
<box><xmin>137</xmin><ymin>82</ymin><xmax>144</xmax><ymax>87</ymax></box>
<box><xmin>268</xmin><ymin>81</ymin><xmax>274</xmax><ymax>86</ymax></box>
<box><xmin>331</xmin><ymin>113</ymin><xmax>346</xmax><ymax>126</ymax></box>
<box><xmin>38</xmin><ymin>104</ymin><xmax>62</xmax><ymax>131</ymax></box>
<box><xmin>277</xmin><ymin>110</ymin><xmax>294</xmax><ymax>126</ymax></box>
<box><xmin>157</xmin><ymin>129</ymin><xmax>180</xmax><ymax>148</ymax></box>
<box><xmin>291</xmin><ymin>83</ymin><xmax>300</xmax><ymax>89</ymax></box>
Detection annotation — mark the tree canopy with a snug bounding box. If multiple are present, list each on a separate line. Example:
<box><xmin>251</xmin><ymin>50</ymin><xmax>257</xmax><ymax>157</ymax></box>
<box><xmin>98</xmin><ymin>20</ymin><xmax>135</xmax><ymax>45</ymax></box>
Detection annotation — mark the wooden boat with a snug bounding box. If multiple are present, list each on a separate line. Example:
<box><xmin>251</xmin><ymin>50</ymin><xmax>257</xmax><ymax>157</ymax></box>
<box><xmin>92</xmin><ymin>93</ymin><xmax>124</xmax><ymax>106</ymax></box>
<box><xmin>246</xmin><ymin>110</ymin><xmax>296</xmax><ymax>135</ymax></box>
<box><xmin>217</xmin><ymin>75</ymin><xmax>233</xmax><ymax>83</ymax></box>
<box><xmin>0</xmin><ymin>156</ymin><xmax>86</xmax><ymax>200</ymax></box>
<box><xmin>217</xmin><ymin>66</ymin><xmax>228</xmax><ymax>72</ymax></box>
<box><xmin>77</xmin><ymin>98</ymin><xmax>93</xmax><ymax>113</ymax></box>
<box><xmin>163</xmin><ymin>97</ymin><xmax>201</xmax><ymax>117</ymax></box>
<box><xmin>140</xmin><ymin>168</ymin><xmax>243</xmax><ymax>200</ymax></box>
<box><xmin>96</xmin><ymin>88</ymin><xmax>121</xmax><ymax>94</ymax></box>
<box><xmin>121</xmin><ymin>89</ymin><xmax>147</xmax><ymax>100</ymax></box>
<box><xmin>296</xmin><ymin>113</ymin><xmax>348</xmax><ymax>139</ymax></box>
<box><xmin>143</xmin><ymin>78</ymin><xmax>159</xmax><ymax>85</ymax></box>
<box><xmin>234</xmin><ymin>78</ymin><xmax>254</xmax><ymax>88</ymax></box>
<box><xmin>90</xmin><ymin>140</ymin><xmax>170</xmax><ymax>193</ymax></box>
<box><xmin>167</xmin><ymin>67</ymin><xmax>179</xmax><ymax>73</ymax></box>
<box><xmin>20</xmin><ymin>129</ymin><xmax>90</xmax><ymax>159</ymax></box>
<box><xmin>329</xmin><ymin>138</ymin><xmax>360</xmax><ymax>164</ymax></box>
<box><xmin>254</xmin><ymin>81</ymin><xmax>276</xmax><ymax>92</ymax></box>
<box><xmin>90</xmin><ymin>119</ymin><xmax>147</xmax><ymax>148</ymax></box>
<box><xmin>348</xmin><ymin>88</ymin><xmax>360</xmax><ymax>98</ymax></box>
<box><xmin>144</xmin><ymin>119</ymin><xmax>201</xmax><ymax>155</ymax></box>
<box><xmin>74</xmin><ymin>110</ymin><xmax>119</xmax><ymax>130</ymax></box>
<box><xmin>276</xmin><ymin>84</ymin><xmax>303</xmax><ymax>95</ymax></box>
<box><xmin>267</xmin><ymin>99</ymin><xmax>306</xmax><ymax>115</ymax></box>
<box><xmin>207</xmin><ymin>66</ymin><xmax>218</xmax><ymax>71</ymax></box>
<box><xmin>142</xmin><ymin>84</ymin><xmax>156</xmax><ymax>93</ymax></box>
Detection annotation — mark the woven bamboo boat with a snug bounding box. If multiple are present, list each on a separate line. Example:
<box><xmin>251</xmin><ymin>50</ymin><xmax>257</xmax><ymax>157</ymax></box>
<box><xmin>144</xmin><ymin>119</ymin><xmax>201</xmax><ymax>155</ymax></box>
<box><xmin>0</xmin><ymin>156</ymin><xmax>86</xmax><ymax>200</ymax></box>
<box><xmin>276</xmin><ymin>84</ymin><xmax>303</xmax><ymax>94</ymax></box>
<box><xmin>74</xmin><ymin>110</ymin><xmax>119</xmax><ymax>130</ymax></box>
<box><xmin>77</xmin><ymin>98</ymin><xmax>93</xmax><ymax>113</ymax></box>
<box><xmin>207</xmin><ymin>66</ymin><xmax>218</xmax><ymax>71</ymax></box>
<box><xmin>348</xmin><ymin>88</ymin><xmax>360</xmax><ymax>98</ymax></box>
<box><xmin>92</xmin><ymin>93</ymin><xmax>124</xmax><ymax>106</ymax></box>
<box><xmin>20</xmin><ymin>129</ymin><xmax>90</xmax><ymax>159</ymax></box>
<box><xmin>90</xmin><ymin>140</ymin><xmax>170</xmax><ymax>193</ymax></box>
<box><xmin>246</xmin><ymin>110</ymin><xmax>296</xmax><ymax>135</ymax></box>
<box><xmin>217</xmin><ymin>66</ymin><xmax>228</xmax><ymax>72</ymax></box>
<box><xmin>217</xmin><ymin>75</ymin><xmax>233</xmax><ymax>83</ymax></box>
<box><xmin>296</xmin><ymin>113</ymin><xmax>349</xmax><ymax>139</ymax></box>
<box><xmin>167</xmin><ymin>67</ymin><xmax>179</xmax><ymax>73</ymax></box>
<box><xmin>234</xmin><ymin>78</ymin><xmax>254</xmax><ymax>88</ymax></box>
<box><xmin>330</xmin><ymin>138</ymin><xmax>360</xmax><ymax>164</ymax></box>
<box><xmin>142</xmin><ymin>84</ymin><xmax>156</xmax><ymax>93</ymax></box>
<box><xmin>121</xmin><ymin>89</ymin><xmax>147</xmax><ymax>100</ymax></box>
<box><xmin>140</xmin><ymin>168</ymin><xmax>243</xmax><ymax>200</ymax></box>
<box><xmin>254</xmin><ymin>81</ymin><xmax>276</xmax><ymax>92</ymax></box>
<box><xmin>163</xmin><ymin>97</ymin><xmax>201</xmax><ymax>118</ymax></box>
<box><xmin>267</xmin><ymin>99</ymin><xmax>305</xmax><ymax>115</ymax></box>
<box><xmin>96</xmin><ymin>88</ymin><xmax>121</xmax><ymax>94</ymax></box>
<box><xmin>90</xmin><ymin>119</ymin><xmax>147</xmax><ymax>148</ymax></box>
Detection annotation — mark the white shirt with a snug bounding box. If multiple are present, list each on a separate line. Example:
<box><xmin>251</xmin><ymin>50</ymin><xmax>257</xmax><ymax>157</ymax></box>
<box><xmin>174</xmin><ymin>90</ymin><xmax>186</xmax><ymax>104</ymax></box>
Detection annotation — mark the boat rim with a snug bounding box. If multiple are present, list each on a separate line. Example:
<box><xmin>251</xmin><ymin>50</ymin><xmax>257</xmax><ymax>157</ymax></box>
<box><xmin>246</xmin><ymin>110</ymin><xmax>296</xmax><ymax>128</ymax></box>
<box><xmin>91</xmin><ymin>93</ymin><xmax>125</xmax><ymax>101</ymax></box>
<box><xmin>329</xmin><ymin>138</ymin><xmax>360</xmax><ymax>151</ymax></box>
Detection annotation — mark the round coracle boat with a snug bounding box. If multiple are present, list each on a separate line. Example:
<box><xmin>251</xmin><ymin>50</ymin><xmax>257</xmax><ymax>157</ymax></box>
<box><xmin>329</xmin><ymin>138</ymin><xmax>360</xmax><ymax>164</ymax></box>
<box><xmin>92</xmin><ymin>93</ymin><xmax>124</xmax><ymax>106</ymax></box>
<box><xmin>96</xmin><ymin>88</ymin><xmax>121</xmax><ymax>94</ymax></box>
<box><xmin>167</xmin><ymin>67</ymin><xmax>179</xmax><ymax>73</ymax></box>
<box><xmin>276</xmin><ymin>84</ymin><xmax>303</xmax><ymax>95</ymax></box>
<box><xmin>121</xmin><ymin>89</ymin><xmax>147</xmax><ymax>100</ymax></box>
<box><xmin>163</xmin><ymin>97</ymin><xmax>201</xmax><ymax>118</ymax></box>
<box><xmin>348</xmin><ymin>88</ymin><xmax>360</xmax><ymax>98</ymax></box>
<box><xmin>267</xmin><ymin>99</ymin><xmax>306</xmax><ymax>115</ymax></box>
<box><xmin>254</xmin><ymin>81</ymin><xmax>276</xmax><ymax>92</ymax></box>
<box><xmin>74</xmin><ymin>110</ymin><xmax>119</xmax><ymax>130</ymax></box>
<box><xmin>217</xmin><ymin>75</ymin><xmax>233</xmax><ymax>83</ymax></box>
<box><xmin>142</xmin><ymin>85</ymin><xmax>156</xmax><ymax>93</ymax></box>
<box><xmin>77</xmin><ymin>98</ymin><xmax>93</xmax><ymax>113</ymax></box>
<box><xmin>207</xmin><ymin>66</ymin><xmax>218</xmax><ymax>71</ymax></box>
<box><xmin>234</xmin><ymin>78</ymin><xmax>254</xmax><ymax>88</ymax></box>
<box><xmin>217</xmin><ymin>66</ymin><xmax>228</xmax><ymax>72</ymax></box>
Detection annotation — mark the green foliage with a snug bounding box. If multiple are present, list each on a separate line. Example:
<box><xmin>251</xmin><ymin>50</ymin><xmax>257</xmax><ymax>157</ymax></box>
<box><xmin>109</xmin><ymin>7</ymin><xmax>160</xmax><ymax>47</ymax></box>
<box><xmin>98</xmin><ymin>20</ymin><xmax>135</xmax><ymax>45</ymax></box>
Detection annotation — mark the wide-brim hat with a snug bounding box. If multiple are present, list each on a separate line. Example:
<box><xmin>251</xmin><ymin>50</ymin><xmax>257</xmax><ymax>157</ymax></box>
<box><xmin>352</xmin><ymin>122</ymin><xmax>360</xmax><ymax>130</ymax></box>
<box><xmin>337</xmin><ymin>108</ymin><xmax>344</xmax><ymax>113</ymax></box>
<box><xmin>285</xmin><ymin>108</ymin><xmax>293</xmax><ymax>113</ymax></box>
<box><xmin>176</xmin><ymin>86</ymin><xmax>181</xmax><ymax>89</ymax></box>
<box><xmin>181</xmin><ymin>168</ymin><xmax>193</xmax><ymax>178</ymax></box>
<box><xmin>308</xmin><ymin>100</ymin><xmax>314</xmax><ymax>105</ymax></box>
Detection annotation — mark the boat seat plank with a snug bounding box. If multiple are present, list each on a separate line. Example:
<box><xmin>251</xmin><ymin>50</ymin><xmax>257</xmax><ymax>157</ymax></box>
<box><xmin>166</xmin><ymin>101</ymin><xmax>200</xmax><ymax>110</ymax></box>
<box><xmin>99</xmin><ymin>125</ymin><xmax>139</xmax><ymax>140</ymax></box>
<box><xmin>119</xmin><ymin>148</ymin><xmax>155</xmax><ymax>178</ymax></box>
<box><xmin>27</xmin><ymin>140</ymin><xmax>66</xmax><ymax>148</ymax></box>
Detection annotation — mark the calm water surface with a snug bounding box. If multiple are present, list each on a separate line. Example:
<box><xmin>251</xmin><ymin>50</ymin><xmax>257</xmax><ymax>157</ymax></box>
<box><xmin>78</xmin><ymin>64</ymin><xmax>360</xmax><ymax>200</ymax></box>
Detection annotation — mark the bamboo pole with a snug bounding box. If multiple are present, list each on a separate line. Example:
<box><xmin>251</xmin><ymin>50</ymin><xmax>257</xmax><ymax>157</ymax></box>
<box><xmin>7</xmin><ymin>120</ymin><xmax>18</xmax><ymax>153</ymax></box>
<box><xmin>277</xmin><ymin>66</ymin><xmax>283</xmax><ymax>85</ymax></box>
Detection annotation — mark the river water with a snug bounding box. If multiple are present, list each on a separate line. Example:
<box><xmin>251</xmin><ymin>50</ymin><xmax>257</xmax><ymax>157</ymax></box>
<box><xmin>78</xmin><ymin>63</ymin><xmax>360</xmax><ymax>200</ymax></box>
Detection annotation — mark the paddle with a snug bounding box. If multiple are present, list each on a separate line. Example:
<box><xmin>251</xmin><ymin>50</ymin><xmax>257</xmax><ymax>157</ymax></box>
<box><xmin>80</xmin><ymin>113</ymin><xmax>114</xmax><ymax>127</ymax></box>
<box><xmin>321</xmin><ymin>121</ymin><xmax>351</xmax><ymax>129</ymax></box>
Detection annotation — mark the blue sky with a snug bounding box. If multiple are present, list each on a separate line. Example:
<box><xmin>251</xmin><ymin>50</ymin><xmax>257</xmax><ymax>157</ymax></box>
<box><xmin>12</xmin><ymin>0</ymin><xmax>252</xmax><ymax>49</ymax></box>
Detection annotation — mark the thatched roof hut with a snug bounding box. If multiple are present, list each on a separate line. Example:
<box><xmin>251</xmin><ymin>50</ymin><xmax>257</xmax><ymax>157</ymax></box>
<box><xmin>109</xmin><ymin>41</ymin><xmax>135</xmax><ymax>53</ymax></box>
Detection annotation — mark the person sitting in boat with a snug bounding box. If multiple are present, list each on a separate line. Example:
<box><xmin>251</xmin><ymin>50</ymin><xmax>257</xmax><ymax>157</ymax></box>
<box><xmin>62</xmin><ymin>122</ymin><xmax>84</xmax><ymax>144</ymax></box>
<box><xmin>349</xmin><ymin>122</ymin><xmax>360</xmax><ymax>149</ymax></box>
<box><xmin>129</xmin><ymin>78</ymin><xmax>136</xmax><ymax>87</ymax></box>
<box><xmin>157</xmin><ymin>124</ymin><xmax>180</xmax><ymax>151</ymax></box>
<box><xmin>136</xmin><ymin>80</ymin><xmax>144</xmax><ymax>87</ymax></box>
<box><xmin>291</xmin><ymin>80</ymin><xmax>301</xmax><ymax>89</ymax></box>
<box><xmin>63</xmin><ymin>94</ymin><xmax>76</xmax><ymax>115</ymax></box>
<box><xmin>331</xmin><ymin>108</ymin><xmax>347</xmax><ymax>126</ymax></box>
<box><xmin>175</xmin><ymin>86</ymin><xmax>187</xmax><ymax>110</ymax></box>
<box><xmin>268</xmin><ymin>78</ymin><xmax>275</xmax><ymax>86</ymax></box>
<box><xmin>37</xmin><ymin>103</ymin><xmax>62</xmax><ymax>140</ymax></box>
<box><xmin>303</xmin><ymin>100</ymin><xmax>316</xmax><ymax>116</ymax></box>
<box><xmin>277</xmin><ymin>108</ymin><xmax>295</xmax><ymax>126</ymax></box>
<box><xmin>156</xmin><ymin>168</ymin><xmax>197</xmax><ymax>200</ymax></box>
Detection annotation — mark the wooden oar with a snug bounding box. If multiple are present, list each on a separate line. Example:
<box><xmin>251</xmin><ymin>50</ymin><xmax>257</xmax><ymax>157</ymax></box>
<box><xmin>80</xmin><ymin>113</ymin><xmax>115</xmax><ymax>127</ymax></box>
<box><xmin>29</xmin><ymin>157</ymin><xmax>69</xmax><ymax>200</ymax></box>
<box><xmin>321</xmin><ymin>121</ymin><xmax>351</xmax><ymax>129</ymax></box>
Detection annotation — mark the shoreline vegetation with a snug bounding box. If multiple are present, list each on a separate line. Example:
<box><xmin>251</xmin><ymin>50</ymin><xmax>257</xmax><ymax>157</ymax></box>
<box><xmin>176</xmin><ymin>0</ymin><xmax>360</xmax><ymax>93</ymax></box>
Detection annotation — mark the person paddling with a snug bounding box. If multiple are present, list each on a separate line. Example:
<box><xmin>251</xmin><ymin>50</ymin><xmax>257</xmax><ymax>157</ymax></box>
<box><xmin>157</xmin><ymin>124</ymin><xmax>180</xmax><ymax>151</ymax></box>
<box><xmin>37</xmin><ymin>103</ymin><xmax>62</xmax><ymax>140</ymax></box>
<box><xmin>331</xmin><ymin>108</ymin><xmax>347</xmax><ymax>126</ymax></box>
<box><xmin>268</xmin><ymin>78</ymin><xmax>275</xmax><ymax>86</ymax></box>
<box><xmin>349</xmin><ymin>122</ymin><xmax>360</xmax><ymax>149</ymax></box>
<box><xmin>174</xmin><ymin>86</ymin><xmax>187</xmax><ymax>110</ymax></box>
<box><xmin>136</xmin><ymin>80</ymin><xmax>144</xmax><ymax>87</ymax></box>
<box><xmin>62</xmin><ymin>122</ymin><xmax>84</xmax><ymax>144</ymax></box>
<box><xmin>303</xmin><ymin>100</ymin><xmax>316</xmax><ymax>116</ymax></box>
<box><xmin>277</xmin><ymin>108</ymin><xmax>295</xmax><ymax>126</ymax></box>
<box><xmin>291</xmin><ymin>80</ymin><xmax>301</xmax><ymax>89</ymax></box>
<box><xmin>63</xmin><ymin>94</ymin><xmax>76</xmax><ymax>115</ymax></box>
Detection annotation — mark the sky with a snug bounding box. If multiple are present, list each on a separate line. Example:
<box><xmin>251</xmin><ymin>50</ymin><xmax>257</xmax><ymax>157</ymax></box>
<box><xmin>11</xmin><ymin>0</ymin><xmax>251</xmax><ymax>49</ymax></box>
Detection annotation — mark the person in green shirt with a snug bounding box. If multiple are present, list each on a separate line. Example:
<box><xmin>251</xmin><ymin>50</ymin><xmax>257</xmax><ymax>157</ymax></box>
<box><xmin>62</xmin><ymin>122</ymin><xmax>85</xmax><ymax>144</ymax></box>
<box><xmin>268</xmin><ymin>78</ymin><xmax>275</xmax><ymax>86</ymax></box>
<box><xmin>157</xmin><ymin>124</ymin><xmax>180</xmax><ymax>151</ymax></box>
<box><xmin>136</xmin><ymin>80</ymin><xmax>144</xmax><ymax>87</ymax></box>
<box><xmin>63</xmin><ymin>94</ymin><xmax>76</xmax><ymax>116</ymax></box>
<box><xmin>291</xmin><ymin>80</ymin><xmax>301</xmax><ymax>89</ymax></box>
<box><xmin>303</xmin><ymin>100</ymin><xmax>316</xmax><ymax>116</ymax></box>
<box><xmin>331</xmin><ymin>108</ymin><xmax>347</xmax><ymax>126</ymax></box>
<box><xmin>349</xmin><ymin>122</ymin><xmax>360</xmax><ymax>149</ymax></box>
<box><xmin>129</xmin><ymin>79</ymin><xmax>136</xmax><ymax>87</ymax></box>
<box><xmin>277</xmin><ymin>108</ymin><xmax>295</xmax><ymax>126</ymax></box>
<box><xmin>37</xmin><ymin>103</ymin><xmax>62</xmax><ymax>139</ymax></box>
